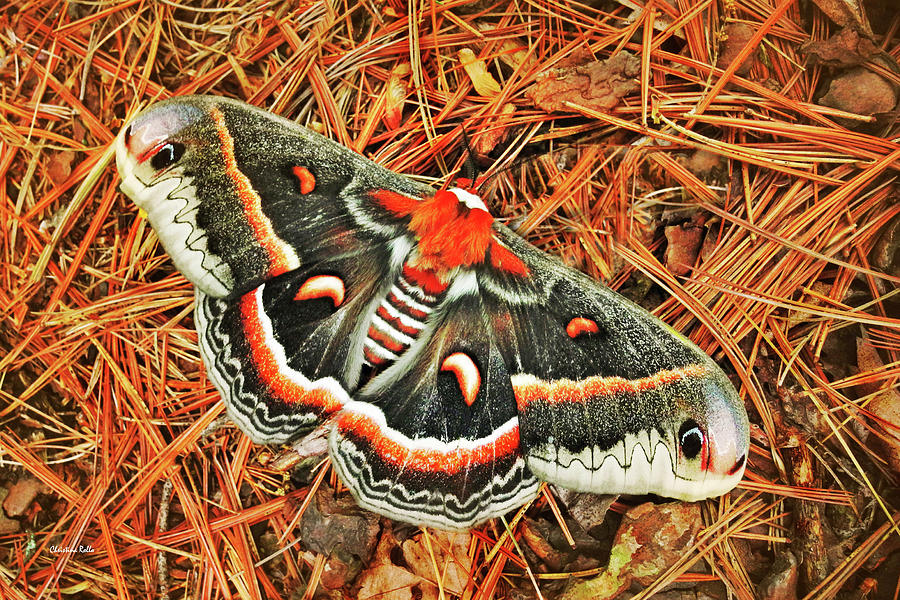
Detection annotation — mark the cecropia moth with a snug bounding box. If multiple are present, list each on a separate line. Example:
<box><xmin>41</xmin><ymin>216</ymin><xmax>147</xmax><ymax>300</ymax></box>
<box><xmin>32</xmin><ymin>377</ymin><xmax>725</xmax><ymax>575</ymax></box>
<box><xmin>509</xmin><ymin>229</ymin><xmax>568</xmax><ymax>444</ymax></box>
<box><xmin>115</xmin><ymin>96</ymin><xmax>749</xmax><ymax>530</ymax></box>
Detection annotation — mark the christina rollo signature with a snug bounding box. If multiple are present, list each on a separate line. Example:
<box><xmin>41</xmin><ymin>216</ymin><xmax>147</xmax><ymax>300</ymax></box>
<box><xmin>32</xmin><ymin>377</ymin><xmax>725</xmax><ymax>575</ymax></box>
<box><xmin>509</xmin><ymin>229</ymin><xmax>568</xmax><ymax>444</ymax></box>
<box><xmin>48</xmin><ymin>545</ymin><xmax>95</xmax><ymax>553</ymax></box>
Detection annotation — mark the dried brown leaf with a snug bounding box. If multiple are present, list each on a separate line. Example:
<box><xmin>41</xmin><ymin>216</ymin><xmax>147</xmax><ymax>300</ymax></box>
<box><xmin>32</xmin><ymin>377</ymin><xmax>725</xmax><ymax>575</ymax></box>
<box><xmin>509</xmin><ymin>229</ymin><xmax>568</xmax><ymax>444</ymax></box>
<box><xmin>357</xmin><ymin>529</ymin><xmax>439</xmax><ymax>600</ymax></box>
<box><xmin>526</xmin><ymin>53</ymin><xmax>640</xmax><ymax>114</ymax></box>
<box><xmin>3</xmin><ymin>477</ymin><xmax>50</xmax><ymax>517</ymax></box>
<box><xmin>801</xmin><ymin>28</ymin><xmax>880</xmax><ymax>67</ymax></box>
<box><xmin>298</xmin><ymin>484</ymin><xmax>380</xmax><ymax>562</ymax></box>
<box><xmin>560</xmin><ymin>502</ymin><xmax>703</xmax><ymax>600</ymax></box>
<box><xmin>473</xmin><ymin>103</ymin><xmax>516</xmax><ymax>155</ymax></box>
<box><xmin>47</xmin><ymin>150</ymin><xmax>76</xmax><ymax>185</ymax></box>
<box><xmin>0</xmin><ymin>489</ymin><xmax>21</xmax><ymax>534</ymax></box>
<box><xmin>664</xmin><ymin>222</ymin><xmax>704</xmax><ymax>276</ymax></box>
<box><xmin>819</xmin><ymin>65</ymin><xmax>898</xmax><ymax>120</ymax></box>
<box><xmin>758</xmin><ymin>551</ymin><xmax>799</xmax><ymax>600</ymax></box>
<box><xmin>402</xmin><ymin>530</ymin><xmax>472</xmax><ymax>595</ymax></box>
<box><xmin>810</xmin><ymin>0</ymin><xmax>873</xmax><ymax>36</ymax></box>
<box><xmin>857</xmin><ymin>339</ymin><xmax>900</xmax><ymax>473</ymax></box>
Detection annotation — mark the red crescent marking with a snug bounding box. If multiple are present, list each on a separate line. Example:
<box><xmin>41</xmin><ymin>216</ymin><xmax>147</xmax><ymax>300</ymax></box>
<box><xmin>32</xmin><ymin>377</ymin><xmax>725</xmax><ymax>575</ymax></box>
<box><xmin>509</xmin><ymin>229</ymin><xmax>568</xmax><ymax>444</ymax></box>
<box><xmin>440</xmin><ymin>352</ymin><xmax>481</xmax><ymax>407</ymax></box>
<box><xmin>292</xmin><ymin>166</ymin><xmax>316</xmax><ymax>194</ymax></box>
<box><xmin>566</xmin><ymin>317</ymin><xmax>600</xmax><ymax>338</ymax></box>
<box><xmin>294</xmin><ymin>275</ymin><xmax>345</xmax><ymax>307</ymax></box>
<box><xmin>211</xmin><ymin>108</ymin><xmax>297</xmax><ymax>277</ymax></box>
<box><xmin>513</xmin><ymin>364</ymin><xmax>707</xmax><ymax>410</ymax></box>
<box><xmin>239</xmin><ymin>292</ymin><xmax>344</xmax><ymax>412</ymax></box>
<box><xmin>336</xmin><ymin>410</ymin><xmax>520</xmax><ymax>474</ymax></box>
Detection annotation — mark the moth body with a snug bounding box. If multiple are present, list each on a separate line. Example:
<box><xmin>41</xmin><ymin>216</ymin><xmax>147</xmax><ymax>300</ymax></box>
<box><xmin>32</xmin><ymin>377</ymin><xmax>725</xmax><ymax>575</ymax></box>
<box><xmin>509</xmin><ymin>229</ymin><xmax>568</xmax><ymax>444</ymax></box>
<box><xmin>116</xmin><ymin>96</ymin><xmax>750</xmax><ymax>530</ymax></box>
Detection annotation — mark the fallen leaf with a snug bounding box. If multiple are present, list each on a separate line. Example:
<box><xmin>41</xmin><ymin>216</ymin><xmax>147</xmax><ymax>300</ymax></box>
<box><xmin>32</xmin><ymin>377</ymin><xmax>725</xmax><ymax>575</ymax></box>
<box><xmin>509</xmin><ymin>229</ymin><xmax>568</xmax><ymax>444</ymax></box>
<box><xmin>384</xmin><ymin>62</ymin><xmax>411</xmax><ymax>130</ymax></box>
<box><xmin>758</xmin><ymin>551</ymin><xmax>799</xmax><ymax>600</ymax></box>
<box><xmin>870</xmin><ymin>214</ymin><xmax>900</xmax><ymax>275</ymax></box>
<box><xmin>47</xmin><ymin>150</ymin><xmax>75</xmax><ymax>185</ymax></box>
<box><xmin>402</xmin><ymin>530</ymin><xmax>472</xmax><ymax>595</ymax></box>
<box><xmin>621</xmin><ymin>502</ymin><xmax>703</xmax><ymax>586</ymax></box>
<box><xmin>521</xmin><ymin>517</ymin><xmax>565</xmax><ymax>571</ymax></box>
<box><xmin>497</xmin><ymin>38</ymin><xmax>534</xmax><ymax>71</ymax></box>
<box><xmin>551</xmin><ymin>488</ymin><xmax>617</xmax><ymax>535</ymax></box>
<box><xmin>810</xmin><ymin>0</ymin><xmax>873</xmax><ymax>36</ymax></box>
<box><xmin>459</xmin><ymin>48</ymin><xmax>501</xmax><ymax>97</ymax></box>
<box><xmin>684</xmin><ymin>149</ymin><xmax>722</xmax><ymax>176</ymax></box>
<box><xmin>664</xmin><ymin>222</ymin><xmax>704</xmax><ymax>276</ymax></box>
<box><xmin>358</xmin><ymin>564</ymin><xmax>436</xmax><ymax>600</ymax></box>
<box><xmin>560</xmin><ymin>502</ymin><xmax>703</xmax><ymax>600</ymax></box>
<box><xmin>475</xmin><ymin>23</ymin><xmax>535</xmax><ymax>71</ymax></box>
<box><xmin>857</xmin><ymin>339</ymin><xmax>900</xmax><ymax>473</ymax></box>
<box><xmin>357</xmin><ymin>528</ymin><xmax>439</xmax><ymax>600</ymax></box>
<box><xmin>526</xmin><ymin>52</ymin><xmax>640</xmax><ymax>114</ymax></box>
<box><xmin>473</xmin><ymin>102</ymin><xmax>516</xmax><ymax>155</ymax></box>
<box><xmin>801</xmin><ymin>28</ymin><xmax>880</xmax><ymax>67</ymax></box>
<box><xmin>298</xmin><ymin>483</ymin><xmax>380</xmax><ymax>572</ymax></box>
<box><xmin>0</xmin><ymin>489</ymin><xmax>20</xmax><ymax>534</ymax></box>
<box><xmin>3</xmin><ymin>477</ymin><xmax>49</xmax><ymax>517</ymax></box>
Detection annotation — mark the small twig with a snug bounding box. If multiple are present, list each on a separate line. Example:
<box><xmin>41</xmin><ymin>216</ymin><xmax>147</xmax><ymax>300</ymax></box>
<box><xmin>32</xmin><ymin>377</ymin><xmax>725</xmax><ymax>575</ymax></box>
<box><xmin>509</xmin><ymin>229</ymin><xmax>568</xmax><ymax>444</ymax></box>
<box><xmin>156</xmin><ymin>479</ymin><xmax>173</xmax><ymax>600</ymax></box>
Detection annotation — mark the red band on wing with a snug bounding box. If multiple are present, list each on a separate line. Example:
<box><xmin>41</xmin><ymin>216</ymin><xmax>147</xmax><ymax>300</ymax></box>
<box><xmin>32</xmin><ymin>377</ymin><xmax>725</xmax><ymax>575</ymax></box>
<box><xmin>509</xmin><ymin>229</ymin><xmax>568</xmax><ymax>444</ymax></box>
<box><xmin>294</xmin><ymin>275</ymin><xmax>345</xmax><ymax>307</ymax></box>
<box><xmin>566</xmin><ymin>317</ymin><xmax>599</xmax><ymax>338</ymax></box>
<box><xmin>211</xmin><ymin>108</ymin><xmax>299</xmax><ymax>277</ymax></box>
<box><xmin>513</xmin><ymin>364</ymin><xmax>707</xmax><ymax>410</ymax></box>
<box><xmin>292</xmin><ymin>166</ymin><xmax>317</xmax><ymax>194</ymax></box>
<box><xmin>240</xmin><ymin>290</ymin><xmax>344</xmax><ymax>412</ymax></box>
<box><xmin>336</xmin><ymin>407</ymin><xmax>520</xmax><ymax>474</ymax></box>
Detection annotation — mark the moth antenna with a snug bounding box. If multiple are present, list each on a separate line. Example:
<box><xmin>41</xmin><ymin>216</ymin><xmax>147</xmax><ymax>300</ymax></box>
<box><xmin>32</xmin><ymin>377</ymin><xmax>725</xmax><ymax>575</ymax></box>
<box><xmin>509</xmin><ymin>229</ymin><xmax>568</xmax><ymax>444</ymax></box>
<box><xmin>454</xmin><ymin>127</ymin><xmax>483</xmax><ymax>191</ymax></box>
<box><xmin>458</xmin><ymin>122</ymin><xmax>587</xmax><ymax>199</ymax></box>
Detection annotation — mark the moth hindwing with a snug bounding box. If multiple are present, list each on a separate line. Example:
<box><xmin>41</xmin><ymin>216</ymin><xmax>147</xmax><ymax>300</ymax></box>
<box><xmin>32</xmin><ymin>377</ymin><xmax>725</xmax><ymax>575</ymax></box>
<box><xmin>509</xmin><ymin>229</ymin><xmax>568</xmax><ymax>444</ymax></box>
<box><xmin>116</xmin><ymin>95</ymin><xmax>749</xmax><ymax>530</ymax></box>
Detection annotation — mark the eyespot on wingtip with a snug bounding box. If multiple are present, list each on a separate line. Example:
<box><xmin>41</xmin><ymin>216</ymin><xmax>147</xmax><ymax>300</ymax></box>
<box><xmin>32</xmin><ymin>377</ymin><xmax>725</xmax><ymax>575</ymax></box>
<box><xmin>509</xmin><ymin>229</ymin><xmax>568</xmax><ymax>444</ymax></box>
<box><xmin>122</xmin><ymin>100</ymin><xmax>204</xmax><ymax>165</ymax></box>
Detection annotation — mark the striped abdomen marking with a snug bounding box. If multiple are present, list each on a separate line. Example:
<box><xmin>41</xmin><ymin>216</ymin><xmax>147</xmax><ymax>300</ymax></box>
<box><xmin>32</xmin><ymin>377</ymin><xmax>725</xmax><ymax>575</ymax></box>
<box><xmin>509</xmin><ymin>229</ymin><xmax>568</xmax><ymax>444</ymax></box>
<box><xmin>363</xmin><ymin>263</ymin><xmax>448</xmax><ymax>370</ymax></box>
